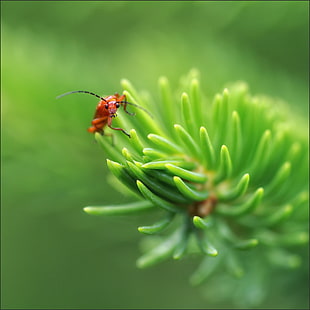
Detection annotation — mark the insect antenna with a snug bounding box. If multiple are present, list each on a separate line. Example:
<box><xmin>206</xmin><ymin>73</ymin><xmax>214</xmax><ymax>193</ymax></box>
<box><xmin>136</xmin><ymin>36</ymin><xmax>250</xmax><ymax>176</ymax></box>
<box><xmin>56</xmin><ymin>90</ymin><xmax>107</xmax><ymax>102</ymax></box>
<box><xmin>118</xmin><ymin>101</ymin><xmax>153</xmax><ymax>118</ymax></box>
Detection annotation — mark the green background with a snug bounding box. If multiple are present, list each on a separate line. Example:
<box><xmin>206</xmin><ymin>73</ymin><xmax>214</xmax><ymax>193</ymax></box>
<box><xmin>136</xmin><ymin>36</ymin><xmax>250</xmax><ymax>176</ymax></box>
<box><xmin>2</xmin><ymin>1</ymin><xmax>309</xmax><ymax>309</ymax></box>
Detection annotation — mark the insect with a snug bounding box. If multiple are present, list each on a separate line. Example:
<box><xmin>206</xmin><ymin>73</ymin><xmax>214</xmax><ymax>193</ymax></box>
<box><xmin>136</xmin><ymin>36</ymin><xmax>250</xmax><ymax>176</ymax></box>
<box><xmin>57</xmin><ymin>90</ymin><xmax>149</xmax><ymax>137</ymax></box>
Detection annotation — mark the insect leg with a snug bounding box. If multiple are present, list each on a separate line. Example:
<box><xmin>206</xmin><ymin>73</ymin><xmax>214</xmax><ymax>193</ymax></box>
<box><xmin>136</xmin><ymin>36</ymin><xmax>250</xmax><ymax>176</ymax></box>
<box><xmin>116</xmin><ymin>94</ymin><xmax>135</xmax><ymax>116</ymax></box>
<box><xmin>122</xmin><ymin>102</ymin><xmax>136</xmax><ymax>116</ymax></box>
<box><xmin>117</xmin><ymin>100</ymin><xmax>153</xmax><ymax>118</ymax></box>
<box><xmin>107</xmin><ymin>117</ymin><xmax>131</xmax><ymax>137</ymax></box>
<box><xmin>89</xmin><ymin>117</ymin><xmax>107</xmax><ymax>135</ymax></box>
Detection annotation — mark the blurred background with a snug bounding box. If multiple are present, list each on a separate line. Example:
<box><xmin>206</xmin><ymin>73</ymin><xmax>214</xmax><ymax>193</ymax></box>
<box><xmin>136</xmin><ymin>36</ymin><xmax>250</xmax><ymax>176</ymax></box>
<box><xmin>2</xmin><ymin>1</ymin><xmax>309</xmax><ymax>309</ymax></box>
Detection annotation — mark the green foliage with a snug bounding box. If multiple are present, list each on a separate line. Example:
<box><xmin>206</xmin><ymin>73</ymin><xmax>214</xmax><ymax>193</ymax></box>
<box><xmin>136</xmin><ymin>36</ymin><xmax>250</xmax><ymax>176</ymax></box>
<box><xmin>84</xmin><ymin>70</ymin><xmax>309</xmax><ymax>306</ymax></box>
<box><xmin>2</xmin><ymin>1</ymin><xmax>309</xmax><ymax>309</ymax></box>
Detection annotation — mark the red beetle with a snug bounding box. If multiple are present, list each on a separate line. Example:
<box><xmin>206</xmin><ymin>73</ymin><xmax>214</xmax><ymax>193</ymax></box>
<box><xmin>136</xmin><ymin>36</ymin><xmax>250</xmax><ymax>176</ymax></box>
<box><xmin>57</xmin><ymin>90</ymin><xmax>149</xmax><ymax>137</ymax></box>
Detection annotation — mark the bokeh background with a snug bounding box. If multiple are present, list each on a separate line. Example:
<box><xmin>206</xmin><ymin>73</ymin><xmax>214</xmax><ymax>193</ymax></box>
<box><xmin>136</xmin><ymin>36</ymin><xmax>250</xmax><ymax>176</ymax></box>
<box><xmin>2</xmin><ymin>1</ymin><xmax>309</xmax><ymax>309</ymax></box>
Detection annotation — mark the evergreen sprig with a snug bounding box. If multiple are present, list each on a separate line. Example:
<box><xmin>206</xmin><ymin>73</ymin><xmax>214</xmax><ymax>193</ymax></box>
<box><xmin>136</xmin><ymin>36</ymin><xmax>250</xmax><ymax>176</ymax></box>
<box><xmin>84</xmin><ymin>70</ymin><xmax>308</xmax><ymax>296</ymax></box>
